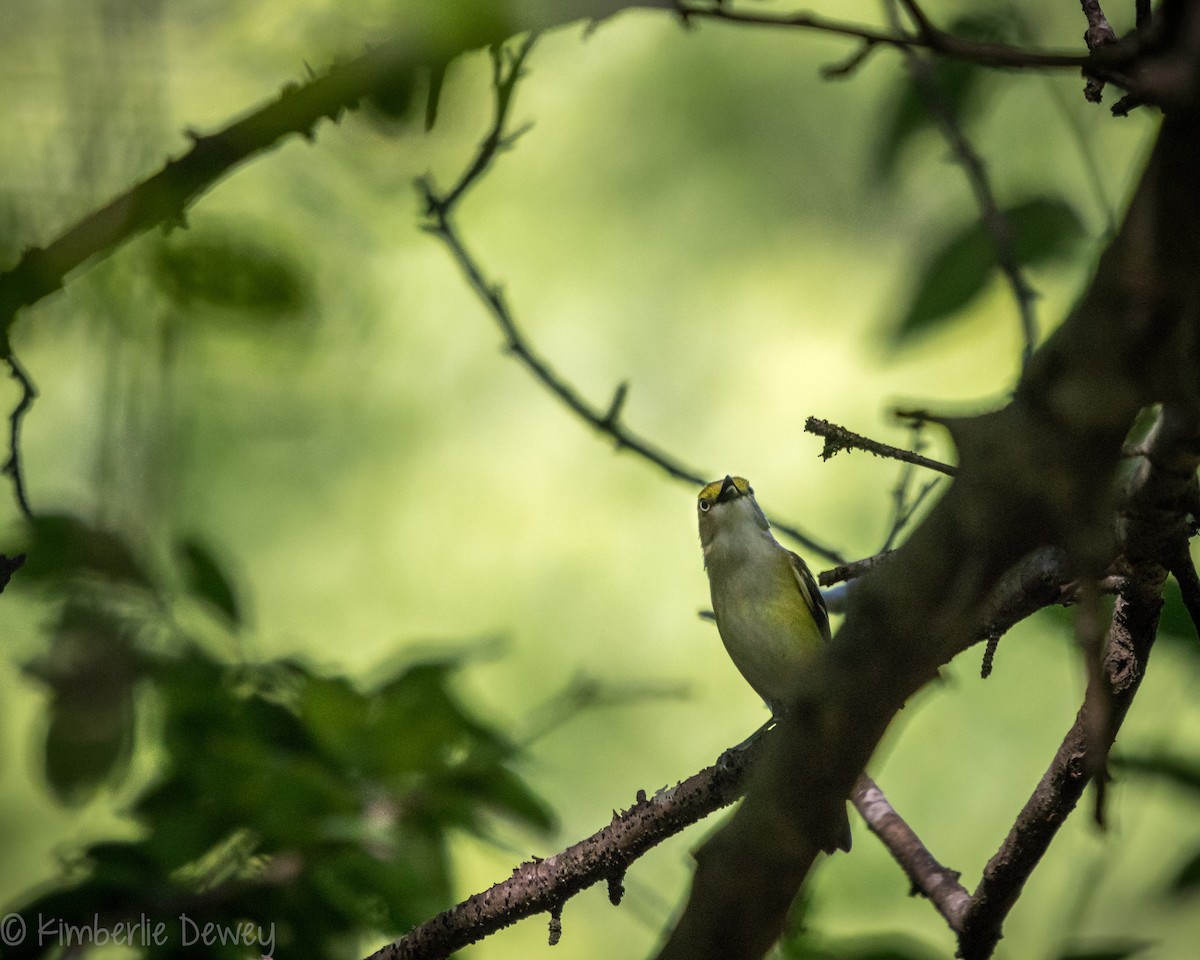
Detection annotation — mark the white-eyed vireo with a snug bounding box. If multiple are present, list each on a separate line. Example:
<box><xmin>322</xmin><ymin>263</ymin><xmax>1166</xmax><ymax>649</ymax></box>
<box><xmin>698</xmin><ymin>474</ymin><xmax>850</xmax><ymax>852</ymax></box>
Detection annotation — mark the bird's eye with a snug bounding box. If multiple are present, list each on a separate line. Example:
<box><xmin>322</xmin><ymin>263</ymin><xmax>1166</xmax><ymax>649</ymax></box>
<box><xmin>699</xmin><ymin>500</ymin><xmax>711</xmax><ymax>512</ymax></box>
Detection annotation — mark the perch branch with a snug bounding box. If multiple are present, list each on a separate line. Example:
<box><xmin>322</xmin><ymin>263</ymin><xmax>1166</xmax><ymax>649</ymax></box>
<box><xmin>366</xmin><ymin>738</ymin><xmax>762</xmax><ymax>960</ymax></box>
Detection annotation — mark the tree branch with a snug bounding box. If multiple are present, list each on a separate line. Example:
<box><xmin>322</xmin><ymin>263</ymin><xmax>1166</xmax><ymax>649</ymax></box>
<box><xmin>1079</xmin><ymin>0</ymin><xmax>1119</xmax><ymax>102</ymax></box>
<box><xmin>3</xmin><ymin>352</ymin><xmax>37</xmax><ymax>518</ymax></box>
<box><xmin>852</xmin><ymin>775</ymin><xmax>971</xmax><ymax>930</ymax></box>
<box><xmin>680</xmin><ymin>1</ymin><xmax>1101</xmax><ymax>71</ymax></box>
<box><xmin>367</xmin><ymin>738</ymin><xmax>762</xmax><ymax>960</ymax></box>
<box><xmin>805</xmin><ymin>417</ymin><xmax>957</xmax><ymax>476</ymax></box>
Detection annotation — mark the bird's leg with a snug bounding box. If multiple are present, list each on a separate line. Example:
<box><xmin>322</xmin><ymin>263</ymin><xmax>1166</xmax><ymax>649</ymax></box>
<box><xmin>716</xmin><ymin>714</ymin><xmax>778</xmax><ymax>772</ymax></box>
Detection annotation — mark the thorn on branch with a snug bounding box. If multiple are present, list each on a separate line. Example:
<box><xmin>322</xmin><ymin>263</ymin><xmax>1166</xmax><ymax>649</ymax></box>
<box><xmin>981</xmin><ymin>631</ymin><xmax>1000</xmax><ymax>679</ymax></box>
<box><xmin>821</xmin><ymin>40</ymin><xmax>878</xmax><ymax>78</ymax></box>
<box><xmin>607</xmin><ymin>869</ymin><xmax>626</xmax><ymax>906</ymax></box>
<box><xmin>547</xmin><ymin>904</ymin><xmax>563</xmax><ymax>946</ymax></box>
<box><xmin>601</xmin><ymin>382</ymin><xmax>628</xmax><ymax>430</ymax></box>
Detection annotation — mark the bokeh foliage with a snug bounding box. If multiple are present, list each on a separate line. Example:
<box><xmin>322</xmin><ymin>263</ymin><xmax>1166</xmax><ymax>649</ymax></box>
<box><xmin>1</xmin><ymin>1</ymin><xmax>1197</xmax><ymax>959</ymax></box>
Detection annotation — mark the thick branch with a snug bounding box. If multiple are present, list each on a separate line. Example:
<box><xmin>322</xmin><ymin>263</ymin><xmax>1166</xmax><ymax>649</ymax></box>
<box><xmin>653</xmin><ymin>34</ymin><xmax>1200</xmax><ymax>960</ymax></box>
<box><xmin>956</xmin><ymin>404</ymin><xmax>1200</xmax><ymax>958</ymax></box>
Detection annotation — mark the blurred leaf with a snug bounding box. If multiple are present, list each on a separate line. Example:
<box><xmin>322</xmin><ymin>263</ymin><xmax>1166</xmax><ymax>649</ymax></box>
<box><xmin>152</xmin><ymin>233</ymin><xmax>307</xmax><ymax>317</ymax></box>
<box><xmin>17</xmin><ymin>513</ymin><xmax>153</xmax><ymax>587</ymax></box>
<box><xmin>1010</xmin><ymin>197</ymin><xmax>1086</xmax><ymax>264</ymax></box>
<box><xmin>893</xmin><ymin>197</ymin><xmax>1084</xmax><ymax>343</ymax></box>
<box><xmin>28</xmin><ymin>603</ymin><xmax>139</xmax><ymax>804</ymax></box>
<box><xmin>177</xmin><ymin>536</ymin><xmax>241</xmax><ymax>626</ymax></box>
<box><xmin>425</xmin><ymin>61</ymin><xmax>448</xmax><ymax>131</ymax></box>
<box><xmin>1169</xmin><ymin>849</ymin><xmax>1200</xmax><ymax>896</ymax></box>
<box><xmin>367</xmin><ymin>64</ymin><xmax>418</xmax><ymax>122</ymax></box>
<box><xmin>1114</xmin><ymin>751</ymin><xmax>1200</xmax><ymax>793</ymax></box>
<box><xmin>0</xmin><ymin>551</ymin><xmax>25</xmax><ymax>591</ymax></box>
<box><xmin>1053</xmin><ymin>940</ymin><xmax>1152</xmax><ymax>960</ymax></box>
<box><xmin>874</xmin><ymin>12</ymin><xmax>1023</xmax><ymax>179</ymax></box>
<box><xmin>1153</xmin><ymin>576</ymin><xmax>1200</xmax><ymax>650</ymax></box>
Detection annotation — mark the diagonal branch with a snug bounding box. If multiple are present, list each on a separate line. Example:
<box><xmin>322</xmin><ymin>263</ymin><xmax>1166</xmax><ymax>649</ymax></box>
<box><xmin>805</xmin><ymin>417</ymin><xmax>957</xmax><ymax>476</ymax></box>
<box><xmin>852</xmin><ymin>775</ymin><xmax>970</xmax><ymax>930</ymax></box>
<box><xmin>366</xmin><ymin>737</ymin><xmax>761</xmax><ymax>960</ymax></box>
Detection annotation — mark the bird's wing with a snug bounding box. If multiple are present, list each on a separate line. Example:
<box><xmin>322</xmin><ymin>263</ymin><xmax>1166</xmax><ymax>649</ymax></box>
<box><xmin>787</xmin><ymin>550</ymin><xmax>832</xmax><ymax>644</ymax></box>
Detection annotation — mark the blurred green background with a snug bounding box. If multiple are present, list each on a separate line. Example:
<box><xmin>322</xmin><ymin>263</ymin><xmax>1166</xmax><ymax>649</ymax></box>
<box><xmin>2</xmin><ymin>1</ymin><xmax>1198</xmax><ymax>959</ymax></box>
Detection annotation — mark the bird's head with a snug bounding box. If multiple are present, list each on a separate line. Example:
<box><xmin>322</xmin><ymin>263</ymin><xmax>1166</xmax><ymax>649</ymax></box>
<box><xmin>697</xmin><ymin>474</ymin><xmax>770</xmax><ymax>548</ymax></box>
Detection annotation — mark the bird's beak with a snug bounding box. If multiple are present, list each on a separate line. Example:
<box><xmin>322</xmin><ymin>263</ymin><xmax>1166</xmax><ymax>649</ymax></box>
<box><xmin>717</xmin><ymin>475</ymin><xmax>740</xmax><ymax>503</ymax></box>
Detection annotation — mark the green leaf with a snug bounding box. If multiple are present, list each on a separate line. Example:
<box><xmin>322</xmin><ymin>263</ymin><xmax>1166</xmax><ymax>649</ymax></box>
<box><xmin>1169</xmin><ymin>849</ymin><xmax>1200</xmax><ymax>896</ymax></box>
<box><xmin>893</xmin><ymin>197</ymin><xmax>1084</xmax><ymax>343</ymax></box>
<box><xmin>1053</xmin><ymin>939</ymin><xmax>1152</xmax><ymax>960</ymax></box>
<box><xmin>873</xmin><ymin>12</ymin><xmax>1022</xmax><ymax>180</ymax></box>
<box><xmin>30</xmin><ymin>603</ymin><xmax>139</xmax><ymax>804</ymax></box>
<box><xmin>1114</xmin><ymin>751</ymin><xmax>1200</xmax><ymax>793</ymax></box>
<box><xmin>176</xmin><ymin>536</ymin><xmax>241</xmax><ymax>626</ymax></box>
<box><xmin>152</xmin><ymin>233</ymin><xmax>307</xmax><ymax>316</ymax></box>
<box><xmin>1009</xmin><ymin>197</ymin><xmax>1086</xmax><ymax>264</ymax></box>
<box><xmin>18</xmin><ymin>514</ymin><xmax>154</xmax><ymax>587</ymax></box>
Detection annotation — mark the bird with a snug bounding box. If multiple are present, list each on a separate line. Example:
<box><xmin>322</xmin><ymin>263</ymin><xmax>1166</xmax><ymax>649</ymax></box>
<box><xmin>697</xmin><ymin>474</ymin><xmax>851</xmax><ymax>853</ymax></box>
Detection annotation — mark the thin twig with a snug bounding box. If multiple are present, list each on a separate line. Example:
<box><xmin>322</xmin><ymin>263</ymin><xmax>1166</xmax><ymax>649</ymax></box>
<box><xmin>883</xmin><ymin>0</ymin><xmax>1039</xmax><ymax>369</ymax></box>
<box><xmin>1079</xmin><ymin>0</ymin><xmax>1118</xmax><ymax>102</ymax></box>
<box><xmin>682</xmin><ymin>2</ymin><xmax>1096</xmax><ymax>70</ymax></box>
<box><xmin>3</xmin><ymin>351</ymin><xmax>37</xmax><ymax>518</ymax></box>
<box><xmin>418</xmin><ymin>38</ymin><xmax>844</xmax><ymax>562</ymax></box>
<box><xmin>819</xmin><ymin>549</ymin><xmax>896</xmax><ymax>587</ymax></box>
<box><xmin>805</xmin><ymin>417</ymin><xmax>957</xmax><ymax>476</ymax></box>
<box><xmin>852</xmin><ymin>774</ymin><xmax>970</xmax><ymax>930</ymax></box>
